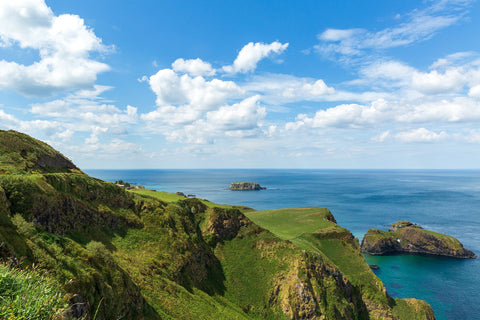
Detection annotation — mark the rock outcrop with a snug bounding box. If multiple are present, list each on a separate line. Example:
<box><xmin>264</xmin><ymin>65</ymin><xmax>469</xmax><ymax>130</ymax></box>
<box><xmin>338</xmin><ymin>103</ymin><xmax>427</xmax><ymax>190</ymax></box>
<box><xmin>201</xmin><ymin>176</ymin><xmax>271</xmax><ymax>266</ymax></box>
<box><xmin>361</xmin><ymin>221</ymin><xmax>476</xmax><ymax>258</ymax></box>
<box><xmin>229</xmin><ymin>182</ymin><xmax>266</xmax><ymax>190</ymax></box>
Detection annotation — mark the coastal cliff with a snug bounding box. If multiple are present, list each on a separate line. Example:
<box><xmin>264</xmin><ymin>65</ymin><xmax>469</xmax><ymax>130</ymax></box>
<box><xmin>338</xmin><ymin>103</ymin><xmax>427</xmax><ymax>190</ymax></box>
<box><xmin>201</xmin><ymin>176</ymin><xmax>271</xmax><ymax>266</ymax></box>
<box><xmin>0</xmin><ymin>131</ymin><xmax>436</xmax><ymax>319</ymax></box>
<box><xmin>229</xmin><ymin>182</ymin><xmax>266</xmax><ymax>190</ymax></box>
<box><xmin>361</xmin><ymin>221</ymin><xmax>476</xmax><ymax>258</ymax></box>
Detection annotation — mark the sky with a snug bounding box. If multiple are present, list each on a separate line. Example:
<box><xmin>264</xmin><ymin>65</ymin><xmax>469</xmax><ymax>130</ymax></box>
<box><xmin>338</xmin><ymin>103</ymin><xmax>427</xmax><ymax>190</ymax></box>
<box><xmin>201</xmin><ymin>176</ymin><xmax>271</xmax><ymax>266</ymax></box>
<box><xmin>1</xmin><ymin>0</ymin><xmax>480</xmax><ymax>169</ymax></box>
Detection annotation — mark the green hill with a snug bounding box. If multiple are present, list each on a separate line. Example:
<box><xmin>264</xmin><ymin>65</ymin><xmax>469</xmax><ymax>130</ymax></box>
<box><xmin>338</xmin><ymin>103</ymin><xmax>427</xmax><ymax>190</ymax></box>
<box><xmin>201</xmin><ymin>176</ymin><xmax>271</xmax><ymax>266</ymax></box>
<box><xmin>0</xmin><ymin>130</ymin><xmax>81</xmax><ymax>174</ymax></box>
<box><xmin>0</xmin><ymin>130</ymin><xmax>435</xmax><ymax>319</ymax></box>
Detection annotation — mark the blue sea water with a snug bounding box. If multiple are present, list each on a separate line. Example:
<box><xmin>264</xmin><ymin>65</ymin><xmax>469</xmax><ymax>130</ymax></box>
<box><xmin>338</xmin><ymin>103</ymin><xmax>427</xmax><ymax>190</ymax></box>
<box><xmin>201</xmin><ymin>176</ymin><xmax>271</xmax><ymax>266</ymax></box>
<box><xmin>85</xmin><ymin>169</ymin><xmax>480</xmax><ymax>320</ymax></box>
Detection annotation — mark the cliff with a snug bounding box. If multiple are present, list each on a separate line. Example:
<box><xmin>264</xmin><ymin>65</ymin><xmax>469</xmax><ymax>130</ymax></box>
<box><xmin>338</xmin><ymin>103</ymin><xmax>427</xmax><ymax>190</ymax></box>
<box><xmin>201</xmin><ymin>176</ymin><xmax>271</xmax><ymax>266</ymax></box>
<box><xmin>0</xmin><ymin>131</ymin><xmax>436</xmax><ymax>319</ymax></box>
<box><xmin>229</xmin><ymin>182</ymin><xmax>266</xmax><ymax>190</ymax></box>
<box><xmin>361</xmin><ymin>221</ymin><xmax>476</xmax><ymax>258</ymax></box>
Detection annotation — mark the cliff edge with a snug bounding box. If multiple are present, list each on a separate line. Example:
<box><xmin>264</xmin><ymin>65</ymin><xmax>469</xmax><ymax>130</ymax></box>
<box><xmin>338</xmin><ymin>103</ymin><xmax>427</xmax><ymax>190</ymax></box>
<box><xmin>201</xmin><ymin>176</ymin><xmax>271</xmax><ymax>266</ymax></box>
<box><xmin>361</xmin><ymin>221</ymin><xmax>476</xmax><ymax>258</ymax></box>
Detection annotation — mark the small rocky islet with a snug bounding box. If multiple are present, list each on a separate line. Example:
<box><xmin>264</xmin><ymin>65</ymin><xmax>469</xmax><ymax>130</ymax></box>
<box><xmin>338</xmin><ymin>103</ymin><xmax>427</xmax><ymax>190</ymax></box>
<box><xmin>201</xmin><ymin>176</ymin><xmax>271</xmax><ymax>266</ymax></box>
<box><xmin>228</xmin><ymin>182</ymin><xmax>266</xmax><ymax>190</ymax></box>
<box><xmin>361</xmin><ymin>220</ymin><xmax>477</xmax><ymax>259</ymax></box>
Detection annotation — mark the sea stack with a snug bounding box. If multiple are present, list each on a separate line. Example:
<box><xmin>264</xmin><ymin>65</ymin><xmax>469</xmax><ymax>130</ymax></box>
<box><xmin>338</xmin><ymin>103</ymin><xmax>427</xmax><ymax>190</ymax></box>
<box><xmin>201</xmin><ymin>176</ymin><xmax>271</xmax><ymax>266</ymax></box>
<box><xmin>229</xmin><ymin>182</ymin><xmax>266</xmax><ymax>191</ymax></box>
<box><xmin>361</xmin><ymin>221</ymin><xmax>477</xmax><ymax>259</ymax></box>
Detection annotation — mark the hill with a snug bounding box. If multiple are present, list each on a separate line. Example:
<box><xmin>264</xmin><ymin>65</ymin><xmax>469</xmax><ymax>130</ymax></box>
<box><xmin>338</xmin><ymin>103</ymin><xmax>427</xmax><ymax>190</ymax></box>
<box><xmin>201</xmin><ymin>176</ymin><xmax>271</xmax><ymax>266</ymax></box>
<box><xmin>0</xmin><ymin>130</ymin><xmax>435</xmax><ymax>319</ymax></box>
<box><xmin>0</xmin><ymin>130</ymin><xmax>80</xmax><ymax>174</ymax></box>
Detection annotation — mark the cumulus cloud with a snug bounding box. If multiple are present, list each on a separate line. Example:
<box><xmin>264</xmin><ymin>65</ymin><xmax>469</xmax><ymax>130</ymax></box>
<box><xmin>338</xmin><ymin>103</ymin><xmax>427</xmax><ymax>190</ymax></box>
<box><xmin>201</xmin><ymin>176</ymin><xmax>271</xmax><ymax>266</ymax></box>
<box><xmin>355</xmin><ymin>55</ymin><xmax>480</xmax><ymax>98</ymax></box>
<box><xmin>0</xmin><ymin>0</ymin><xmax>110</xmax><ymax>96</ymax></box>
<box><xmin>223</xmin><ymin>41</ymin><xmax>289</xmax><ymax>74</ymax></box>
<box><xmin>287</xmin><ymin>96</ymin><xmax>480</xmax><ymax>131</ymax></box>
<box><xmin>148</xmin><ymin>69</ymin><xmax>242</xmax><ymax>108</ymax></box>
<box><xmin>205</xmin><ymin>95</ymin><xmax>265</xmax><ymax>131</ymax></box>
<box><xmin>172</xmin><ymin>58</ymin><xmax>215</xmax><ymax>77</ymax></box>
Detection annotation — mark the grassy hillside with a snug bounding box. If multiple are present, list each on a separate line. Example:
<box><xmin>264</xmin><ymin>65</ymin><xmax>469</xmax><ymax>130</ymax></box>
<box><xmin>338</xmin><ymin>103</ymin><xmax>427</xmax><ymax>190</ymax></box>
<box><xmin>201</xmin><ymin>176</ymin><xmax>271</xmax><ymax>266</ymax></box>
<box><xmin>0</xmin><ymin>130</ymin><xmax>80</xmax><ymax>174</ymax></box>
<box><xmin>0</xmin><ymin>130</ymin><xmax>435</xmax><ymax>319</ymax></box>
<box><xmin>246</xmin><ymin>208</ymin><xmax>435</xmax><ymax>320</ymax></box>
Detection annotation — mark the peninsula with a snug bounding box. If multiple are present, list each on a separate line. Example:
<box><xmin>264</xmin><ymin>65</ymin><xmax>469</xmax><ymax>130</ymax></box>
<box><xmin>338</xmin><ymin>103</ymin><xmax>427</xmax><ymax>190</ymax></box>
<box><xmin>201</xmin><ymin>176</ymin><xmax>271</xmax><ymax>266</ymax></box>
<box><xmin>361</xmin><ymin>221</ymin><xmax>476</xmax><ymax>258</ymax></box>
<box><xmin>229</xmin><ymin>182</ymin><xmax>266</xmax><ymax>190</ymax></box>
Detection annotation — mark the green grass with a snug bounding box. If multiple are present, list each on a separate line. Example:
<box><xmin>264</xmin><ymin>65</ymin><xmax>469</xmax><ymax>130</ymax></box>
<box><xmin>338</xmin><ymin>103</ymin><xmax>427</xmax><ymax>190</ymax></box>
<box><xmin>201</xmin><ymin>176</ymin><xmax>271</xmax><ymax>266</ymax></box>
<box><xmin>0</xmin><ymin>263</ymin><xmax>69</xmax><ymax>319</ymax></box>
<box><xmin>0</xmin><ymin>130</ymin><xmax>79</xmax><ymax>174</ymax></box>
<box><xmin>130</xmin><ymin>188</ymin><xmax>254</xmax><ymax>211</ymax></box>
<box><xmin>245</xmin><ymin>207</ymin><xmax>395</xmax><ymax>312</ymax></box>
<box><xmin>245</xmin><ymin>207</ymin><xmax>335</xmax><ymax>240</ymax></box>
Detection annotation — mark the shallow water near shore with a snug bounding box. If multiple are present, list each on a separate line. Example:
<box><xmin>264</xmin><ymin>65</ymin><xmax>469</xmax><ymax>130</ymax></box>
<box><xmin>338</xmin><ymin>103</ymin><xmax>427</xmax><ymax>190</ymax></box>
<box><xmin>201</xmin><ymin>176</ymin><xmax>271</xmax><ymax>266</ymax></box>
<box><xmin>86</xmin><ymin>169</ymin><xmax>480</xmax><ymax>320</ymax></box>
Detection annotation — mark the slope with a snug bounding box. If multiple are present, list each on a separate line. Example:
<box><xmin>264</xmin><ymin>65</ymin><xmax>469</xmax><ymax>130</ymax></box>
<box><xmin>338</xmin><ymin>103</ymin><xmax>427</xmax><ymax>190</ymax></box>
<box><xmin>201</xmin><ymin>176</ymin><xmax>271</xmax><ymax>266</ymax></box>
<box><xmin>246</xmin><ymin>208</ymin><xmax>436</xmax><ymax>320</ymax></box>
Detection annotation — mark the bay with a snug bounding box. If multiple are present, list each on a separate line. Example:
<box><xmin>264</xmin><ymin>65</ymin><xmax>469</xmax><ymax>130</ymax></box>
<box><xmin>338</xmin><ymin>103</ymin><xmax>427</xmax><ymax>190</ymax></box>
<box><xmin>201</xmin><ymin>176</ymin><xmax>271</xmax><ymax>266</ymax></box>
<box><xmin>86</xmin><ymin>169</ymin><xmax>480</xmax><ymax>320</ymax></box>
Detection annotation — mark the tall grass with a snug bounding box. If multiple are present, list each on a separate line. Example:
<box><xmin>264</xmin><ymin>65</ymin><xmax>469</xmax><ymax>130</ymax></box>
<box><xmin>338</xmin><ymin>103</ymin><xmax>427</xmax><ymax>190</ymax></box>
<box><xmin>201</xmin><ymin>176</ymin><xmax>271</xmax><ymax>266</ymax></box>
<box><xmin>0</xmin><ymin>263</ymin><xmax>69</xmax><ymax>320</ymax></box>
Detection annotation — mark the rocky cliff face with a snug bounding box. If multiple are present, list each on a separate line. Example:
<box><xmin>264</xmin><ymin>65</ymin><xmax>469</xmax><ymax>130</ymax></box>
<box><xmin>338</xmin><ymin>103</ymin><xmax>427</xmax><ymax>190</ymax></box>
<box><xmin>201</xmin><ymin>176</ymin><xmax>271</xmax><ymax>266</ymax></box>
<box><xmin>229</xmin><ymin>182</ymin><xmax>266</xmax><ymax>190</ymax></box>
<box><xmin>361</xmin><ymin>221</ymin><xmax>476</xmax><ymax>258</ymax></box>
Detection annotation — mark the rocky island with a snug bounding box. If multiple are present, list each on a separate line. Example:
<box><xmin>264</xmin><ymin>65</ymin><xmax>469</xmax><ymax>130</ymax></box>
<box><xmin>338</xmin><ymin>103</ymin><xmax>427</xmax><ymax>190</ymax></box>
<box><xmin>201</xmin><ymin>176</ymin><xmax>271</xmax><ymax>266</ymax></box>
<box><xmin>229</xmin><ymin>182</ymin><xmax>266</xmax><ymax>190</ymax></box>
<box><xmin>361</xmin><ymin>221</ymin><xmax>477</xmax><ymax>258</ymax></box>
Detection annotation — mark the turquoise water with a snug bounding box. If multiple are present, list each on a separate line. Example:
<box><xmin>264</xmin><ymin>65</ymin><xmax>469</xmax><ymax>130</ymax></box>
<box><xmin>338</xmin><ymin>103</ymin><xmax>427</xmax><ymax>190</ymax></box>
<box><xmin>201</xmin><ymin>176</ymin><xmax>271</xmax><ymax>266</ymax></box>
<box><xmin>86</xmin><ymin>169</ymin><xmax>480</xmax><ymax>320</ymax></box>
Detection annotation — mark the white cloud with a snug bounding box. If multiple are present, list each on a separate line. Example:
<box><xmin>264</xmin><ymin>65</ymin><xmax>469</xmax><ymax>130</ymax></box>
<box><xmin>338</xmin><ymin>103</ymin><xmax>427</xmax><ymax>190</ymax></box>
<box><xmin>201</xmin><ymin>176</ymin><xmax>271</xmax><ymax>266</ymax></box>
<box><xmin>172</xmin><ymin>58</ymin><xmax>215</xmax><ymax>77</ymax></box>
<box><xmin>0</xmin><ymin>0</ymin><xmax>110</xmax><ymax>96</ymax></box>
<box><xmin>395</xmin><ymin>128</ymin><xmax>449</xmax><ymax>142</ymax></box>
<box><xmin>360</xmin><ymin>60</ymin><xmax>415</xmax><ymax>84</ymax></box>
<box><xmin>315</xmin><ymin>1</ymin><xmax>471</xmax><ymax>61</ymax></box>
<box><xmin>371</xmin><ymin>130</ymin><xmax>391</xmax><ymax>143</ymax></box>
<box><xmin>468</xmin><ymin>85</ymin><xmax>480</xmax><ymax>98</ymax></box>
<box><xmin>28</xmin><ymin>86</ymin><xmax>138</xmax><ymax>146</ymax></box>
<box><xmin>355</xmin><ymin>55</ymin><xmax>480</xmax><ymax>98</ymax></box>
<box><xmin>243</xmin><ymin>74</ymin><xmax>335</xmax><ymax>104</ymax></box>
<box><xmin>148</xmin><ymin>69</ymin><xmax>242</xmax><ymax>108</ymax></box>
<box><xmin>288</xmin><ymin>99</ymin><xmax>392</xmax><ymax>129</ymax></box>
<box><xmin>205</xmin><ymin>95</ymin><xmax>265</xmax><ymax>131</ymax></box>
<box><xmin>143</xmin><ymin>96</ymin><xmax>266</xmax><ymax>144</ymax></box>
<box><xmin>287</xmin><ymin>96</ymin><xmax>480</xmax><ymax>131</ymax></box>
<box><xmin>319</xmin><ymin>29</ymin><xmax>364</xmax><ymax>42</ymax></box>
<box><xmin>412</xmin><ymin>68</ymin><xmax>467</xmax><ymax>94</ymax></box>
<box><xmin>223</xmin><ymin>41</ymin><xmax>289</xmax><ymax>74</ymax></box>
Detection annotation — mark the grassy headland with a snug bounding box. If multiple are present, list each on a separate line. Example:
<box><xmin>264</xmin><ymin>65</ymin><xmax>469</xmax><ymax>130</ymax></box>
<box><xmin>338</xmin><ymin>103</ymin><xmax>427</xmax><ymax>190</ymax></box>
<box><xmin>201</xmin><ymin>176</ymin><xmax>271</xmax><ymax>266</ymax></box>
<box><xmin>0</xmin><ymin>130</ymin><xmax>435</xmax><ymax>319</ymax></box>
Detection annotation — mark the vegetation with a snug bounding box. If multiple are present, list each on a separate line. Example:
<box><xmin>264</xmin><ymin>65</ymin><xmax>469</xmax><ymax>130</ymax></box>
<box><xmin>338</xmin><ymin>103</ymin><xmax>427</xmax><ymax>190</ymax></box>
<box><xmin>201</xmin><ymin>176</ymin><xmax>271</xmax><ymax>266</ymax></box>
<box><xmin>0</xmin><ymin>262</ymin><xmax>69</xmax><ymax>319</ymax></box>
<box><xmin>361</xmin><ymin>221</ymin><xmax>476</xmax><ymax>258</ymax></box>
<box><xmin>0</xmin><ymin>130</ymin><xmax>435</xmax><ymax>319</ymax></box>
<box><xmin>0</xmin><ymin>130</ymin><xmax>80</xmax><ymax>174</ymax></box>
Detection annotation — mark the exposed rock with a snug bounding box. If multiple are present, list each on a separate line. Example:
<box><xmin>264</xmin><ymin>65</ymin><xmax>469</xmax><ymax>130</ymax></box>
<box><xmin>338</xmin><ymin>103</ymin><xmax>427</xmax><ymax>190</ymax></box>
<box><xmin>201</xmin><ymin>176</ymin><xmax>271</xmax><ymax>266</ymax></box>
<box><xmin>361</xmin><ymin>221</ymin><xmax>476</xmax><ymax>259</ymax></box>
<box><xmin>229</xmin><ymin>182</ymin><xmax>266</xmax><ymax>191</ymax></box>
<box><xmin>205</xmin><ymin>207</ymin><xmax>249</xmax><ymax>243</ymax></box>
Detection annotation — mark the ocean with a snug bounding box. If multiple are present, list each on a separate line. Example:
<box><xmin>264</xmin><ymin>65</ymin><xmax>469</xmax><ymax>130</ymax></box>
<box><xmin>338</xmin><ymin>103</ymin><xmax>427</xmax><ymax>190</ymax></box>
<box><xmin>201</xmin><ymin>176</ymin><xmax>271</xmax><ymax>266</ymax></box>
<box><xmin>85</xmin><ymin>169</ymin><xmax>480</xmax><ymax>320</ymax></box>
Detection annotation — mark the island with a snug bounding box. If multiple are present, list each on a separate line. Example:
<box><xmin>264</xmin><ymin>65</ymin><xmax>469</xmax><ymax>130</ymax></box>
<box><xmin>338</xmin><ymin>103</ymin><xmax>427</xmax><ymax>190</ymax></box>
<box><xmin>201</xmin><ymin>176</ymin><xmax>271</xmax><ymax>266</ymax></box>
<box><xmin>229</xmin><ymin>182</ymin><xmax>266</xmax><ymax>190</ymax></box>
<box><xmin>361</xmin><ymin>220</ymin><xmax>477</xmax><ymax>258</ymax></box>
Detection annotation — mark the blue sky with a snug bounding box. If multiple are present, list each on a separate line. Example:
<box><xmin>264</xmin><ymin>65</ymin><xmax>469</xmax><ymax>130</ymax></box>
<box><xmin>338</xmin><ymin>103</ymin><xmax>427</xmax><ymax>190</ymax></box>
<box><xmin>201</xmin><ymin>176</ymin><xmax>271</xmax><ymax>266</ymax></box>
<box><xmin>1</xmin><ymin>0</ymin><xmax>480</xmax><ymax>168</ymax></box>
